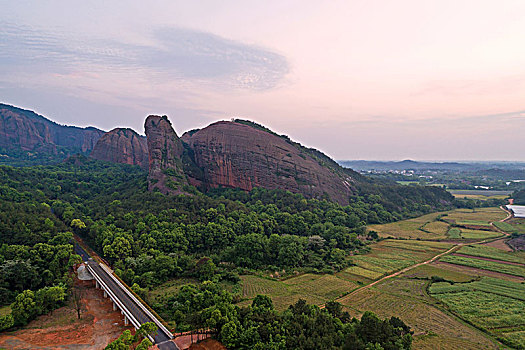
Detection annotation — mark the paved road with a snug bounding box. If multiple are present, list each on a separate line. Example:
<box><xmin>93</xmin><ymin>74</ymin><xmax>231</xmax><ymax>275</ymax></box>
<box><xmin>75</xmin><ymin>244</ymin><xmax>178</xmax><ymax>350</ymax></box>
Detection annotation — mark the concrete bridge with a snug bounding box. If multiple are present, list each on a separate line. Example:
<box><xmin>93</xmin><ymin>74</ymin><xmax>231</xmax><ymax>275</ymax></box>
<box><xmin>75</xmin><ymin>244</ymin><xmax>178</xmax><ymax>350</ymax></box>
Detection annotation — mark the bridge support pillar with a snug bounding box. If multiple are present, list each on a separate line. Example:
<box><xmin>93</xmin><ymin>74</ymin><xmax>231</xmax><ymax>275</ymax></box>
<box><xmin>103</xmin><ymin>290</ymin><xmax>107</xmax><ymax>298</ymax></box>
<box><xmin>95</xmin><ymin>280</ymin><xmax>99</xmax><ymax>289</ymax></box>
<box><xmin>113</xmin><ymin>302</ymin><xmax>117</xmax><ymax>311</ymax></box>
<box><xmin>124</xmin><ymin>315</ymin><xmax>128</xmax><ymax>326</ymax></box>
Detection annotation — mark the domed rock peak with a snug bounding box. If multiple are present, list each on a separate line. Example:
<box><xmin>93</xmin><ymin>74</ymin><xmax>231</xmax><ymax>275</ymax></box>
<box><xmin>90</xmin><ymin>128</ymin><xmax>148</xmax><ymax>167</ymax></box>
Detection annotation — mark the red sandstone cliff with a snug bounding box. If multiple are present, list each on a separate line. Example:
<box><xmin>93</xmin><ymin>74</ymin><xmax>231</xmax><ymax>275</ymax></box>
<box><xmin>144</xmin><ymin>115</ymin><xmax>188</xmax><ymax>194</ymax></box>
<box><xmin>181</xmin><ymin>120</ymin><xmax>356</xmax><ymax>204</ymax></box>
<box><xmin>90</xmin><ymin>128</ymin><xmax>148</xmax><ymax>167</ymax></box>
<box><xmin>0</xmin><ymin>104</ymin><xmax>104</xmax><ymax>155</ymax></box>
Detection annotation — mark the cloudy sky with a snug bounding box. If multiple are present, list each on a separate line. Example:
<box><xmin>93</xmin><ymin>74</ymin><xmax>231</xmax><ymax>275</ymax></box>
<box><xmin>1</xmin><ymin>1</ymin><xmax>525</xmax><ymax>161</ymax></box>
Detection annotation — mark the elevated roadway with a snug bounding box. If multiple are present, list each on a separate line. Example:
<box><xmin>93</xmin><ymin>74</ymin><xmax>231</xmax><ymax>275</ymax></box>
<box><xmin>75</xmin><ymin>244</ymin><xmax>178</xmax><ymax>350</ymax></box>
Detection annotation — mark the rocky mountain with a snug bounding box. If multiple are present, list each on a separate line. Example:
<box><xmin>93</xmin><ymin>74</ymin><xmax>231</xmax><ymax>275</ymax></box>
<box><xmin>90</xmin><ymin>128</ymin><xmax>148</xmax><ymax>168</ymax></box>
<box><xmin>0</xmin><ymin>104</ymin><xmax>454</xmax><ymax>209</ymax></box>
<box><xmin>181</xmin><ymin>120</ymin><xmax>357</xmax><ymax>204</ymax></box>
<box><xmin>144</xmin><ymin>115</ymin><xmax>188</xmax><ymax>194</ymax></box>
<box><xmin>0</xmin><ymin>104</ymin><xmax>104</xmax><ymax>164</ymax></box>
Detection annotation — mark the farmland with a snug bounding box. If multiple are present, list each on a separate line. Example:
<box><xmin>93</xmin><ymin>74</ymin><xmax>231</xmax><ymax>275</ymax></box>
<box><xmin>340</xmin><ymin>240</ymin><xmax>452</xmax><ymax>282</ymax></box>
<box><xmin>439</xmin><ymin>255</ymin><xmax>525</xmax><ymax>277</ymax></box>
<box><xmin>456</xmin><ymin>245</ymin><xmax>524</xmax><ymax>264</ymax></box>
<box><xmin>225</xmin><ymin>206</ymin><xmax>522</xmax><ymax>348</ymax></box>
<box><xmin>443</xmin><ymin>207</ymin><xmax>507</xmax><ymax>226</ymax></box>
<box><xmin>369</xmin><ymin>207</ymin><xmax>506</xmax><ymax>241</ymax></box>
<box><xmin>238</xmin><ymin>273</ymin><xmax>359</xmax><ymax>310</ymax></box>
<box><xmin>429</xmin><ymin>277</ymin><xmax>525</xmax><ymax>348</ymax></box>
<box><xmin>337</xmin><ymin>276</ymin><xmax>501</xmax><ymax>349</ymax></box>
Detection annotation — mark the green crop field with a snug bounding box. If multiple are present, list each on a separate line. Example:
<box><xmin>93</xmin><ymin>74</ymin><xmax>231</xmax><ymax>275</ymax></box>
<box><xmin>448</xmin><ymin>227</ymin><xmax>462</xmax><ymax>238</ymax></box>
<box><xmin>459</xmin><ymin>229</ymin><xmax>501</xmax><ymax>240</ymax></box>
<box><xmin>429</xmin><ymin>277</ymin><xmax>525</xmax><ymax>348</ymax></box>
<box><xmin>439</xmin><ymin>255</ymin><xmax>525</xmax><ymax>277</ymax></box>
<box><xmin>494</xmin><ymin>220</ymin><xmax>525</xmax><ymax>235</ymax></box>
<box><xmin>457</xmin><ymin>245</ymin><xmax>525</xmax><ymax>264</ymax></box>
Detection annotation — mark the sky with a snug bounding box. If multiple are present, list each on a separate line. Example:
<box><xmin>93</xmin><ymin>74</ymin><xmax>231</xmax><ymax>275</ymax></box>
<box><xmin>1</xmin><ymin>0</ymin><xmax>525</xmax><ymax>161</ymax></box>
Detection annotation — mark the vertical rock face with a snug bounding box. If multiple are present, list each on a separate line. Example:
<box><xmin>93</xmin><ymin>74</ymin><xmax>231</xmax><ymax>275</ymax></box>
<box><xmin>90</xmin><ymin>128</ymin><xmax>148</xmax><ymax>167</ymax></box>
<box><xmin>181</xmin><ymin>121</ymin><xmax>356</xmax><ymax>204</ymax></box>
<box><xmin>144</xmin><ymin>115</ymin><xmax>188</xmax><ymax>194</ymax></box>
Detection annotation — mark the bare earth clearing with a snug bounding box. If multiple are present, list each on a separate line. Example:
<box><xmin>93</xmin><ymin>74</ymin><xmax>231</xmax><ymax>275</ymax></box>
<box><xmin>0</xmin><ymin>280</ymin><xmax>130</xmax><ymax>350</ymax></box>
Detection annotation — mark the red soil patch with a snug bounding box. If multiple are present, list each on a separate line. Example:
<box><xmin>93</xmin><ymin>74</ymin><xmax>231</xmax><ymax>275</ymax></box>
<box><xmin>0</xmin><ymin>279</ymin><xmax>131</xmax><ymax>350</ymax></box>
<box><xmin>175</xmin><ymin>333</ymin><xmax>214</xmax><ymax>350</ymax></box>
<box><xmin>482</xmin><ymin>238</ymin><xmax>513</xmax><ymax>252</ymax></box>
<box><xmin>189</xmin><ymin>338</ymin><xmax>227</xmax><ymax>350</ymax></box>
<box><xmin>451</xmin><ymin>253</ymin><xmax>524</xmax><ymax>266</ymax></box>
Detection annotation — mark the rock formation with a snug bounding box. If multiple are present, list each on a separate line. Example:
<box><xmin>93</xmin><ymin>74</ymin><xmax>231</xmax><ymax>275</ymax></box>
<box><xmin>181</xmin><ymin>120</ymin><xmax>356</xmax><ymax>204</ymax></box>
<box><xmin>90</xmin><ymin>128</ymin><xmax>148</xmax><ymax>167</ymax></box>
<box><xmin>0</xmin><ymin>104</ymin><xmax>104</xmax><ymax>155</ymax></box>
<box><xmin>144</xmin><ymin>115</ymin><xmax>188</xmax><ymax>194</ymax></box>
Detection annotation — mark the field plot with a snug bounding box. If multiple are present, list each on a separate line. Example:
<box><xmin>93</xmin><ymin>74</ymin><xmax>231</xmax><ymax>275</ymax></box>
<box><xmin>369</xmin><ymin>211</ymin><xmax>450</xmax><ymax>239</ymax></box>
<box><xmin>404</xmin><ymin>264</ymin><xmax>475</xmax><ymax>283</ymax></box>
<box><xmin>494</xmin><ymin>219</ymin><xmax>525</xmax><ymax>235</ymax></box>
<box><xmin>369</xmin><ymin>207</ymin><xmax>506</xmax><ymax>240</ymax></box>
<box><xmin>439</xmin><ymin>255</ymin><xmax>525</xmax><ymax>277</ymax></box>
<box><xmin>429</xmin><ymin>277</ymin><xmax>525</xmax><ymax>348</ymax></box>
<box><xmin>456</xmin><ymin>245</ymin><xmax>524</xmax><ymax>264</ymax></box>
<box><xmin>444</xmin><ymin>208</ymin><xmax>507</xmax><ymax>226</ymax></box>
<box><xmin>459</xmin><ymin>229</ymin><xmax>501</xmax><ymax>240</ymax></box>
<box><xmin>340</xmin><ymin>240</ymin><xmax>453</xmax><ymax>282</ymax></box>
<box><xmin>338</xmin><ymin>277</ymin><xmax>499</xmax><ymax>350</ymax></box>
<box><xmin>239</xmin><ymin>274</ymin><xmax>359</xmax><ymax>310</ymax></box>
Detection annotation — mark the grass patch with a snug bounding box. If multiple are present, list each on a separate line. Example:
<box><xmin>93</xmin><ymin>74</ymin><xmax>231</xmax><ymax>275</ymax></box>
<box><xmin>448</xmin><ymin>227</ymin><xmax>462</xmax><ymax>239</ymax></box>
<box><xmin>0</xmin><ymin>305</ymin><xmax>11</xmax><ymax>317</ymax></box>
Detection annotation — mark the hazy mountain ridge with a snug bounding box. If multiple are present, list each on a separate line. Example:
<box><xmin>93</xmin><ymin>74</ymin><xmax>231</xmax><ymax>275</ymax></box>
<box><xmin>0</xmin><ymin>103</ymin><xmax>104</xmax><ymax>164</ymax></box>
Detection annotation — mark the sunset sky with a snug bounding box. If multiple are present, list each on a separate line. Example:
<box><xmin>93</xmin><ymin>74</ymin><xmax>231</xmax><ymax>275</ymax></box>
<box><xmin>1</xmin><ymin>1</ymin><xmax>525</xmax><ymax>161</ymax></box>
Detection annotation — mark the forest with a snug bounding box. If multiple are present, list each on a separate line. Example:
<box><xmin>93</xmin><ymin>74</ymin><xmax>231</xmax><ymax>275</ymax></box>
<box><xmin>0</xmin><ymin>157</ymin><xmax>459</xmax><ymax>348</ymax></box>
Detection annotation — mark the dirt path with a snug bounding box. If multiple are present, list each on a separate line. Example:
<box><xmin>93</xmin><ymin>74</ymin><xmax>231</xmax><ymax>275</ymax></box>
<box><xmin>333</xmin><ymin>206</ymin><xmax>514</xmax><ymax>305</ymax></box>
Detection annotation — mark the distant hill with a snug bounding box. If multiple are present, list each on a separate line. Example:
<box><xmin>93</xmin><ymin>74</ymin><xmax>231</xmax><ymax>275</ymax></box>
<box><xmin>339</xmin><ymin>160</ymin><xmax>525</xmax><ymax>172</ymax></box>
<box><xmin>0</xmin><ymin>103</ymin><xmax>104</xmax><ymax>165</ymax></box>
